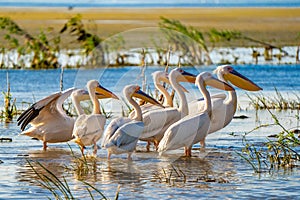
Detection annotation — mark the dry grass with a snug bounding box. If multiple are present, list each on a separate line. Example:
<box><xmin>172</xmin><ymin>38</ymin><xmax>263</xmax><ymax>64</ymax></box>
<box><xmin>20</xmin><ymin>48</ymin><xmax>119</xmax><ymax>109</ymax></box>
<box><xmin>0</xmin><ymin>7</ymin><xmax>300</xmax><ymax>47</ymax></box>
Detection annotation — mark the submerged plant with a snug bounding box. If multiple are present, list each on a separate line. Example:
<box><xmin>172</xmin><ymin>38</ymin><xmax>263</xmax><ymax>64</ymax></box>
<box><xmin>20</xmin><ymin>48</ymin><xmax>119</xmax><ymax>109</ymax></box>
<box><xmin>64</xmin><ymin>144</ymin><xmax>99</xmax><ymax>180</ymax></box>
<box><xmin>237</xmin><ymin>100</ymin><xmax>300</xmax><ymax>173</ymax></box>
<box><xmin>27</xmin><ymin>158</ymin><xmax>119</xmax><ymax>200</ymax></box>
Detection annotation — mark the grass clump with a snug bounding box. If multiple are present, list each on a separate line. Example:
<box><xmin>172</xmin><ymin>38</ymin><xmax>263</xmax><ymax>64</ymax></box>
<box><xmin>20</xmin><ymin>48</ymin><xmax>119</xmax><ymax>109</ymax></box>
<box><xmin>152</xmin><ymin>164</ymin><xmax>229</xmax><ymax>187</ymax></box>
<box><xmin>237</xmin><ymin>99</ymin><xmax>300</xmax><ymax>173</ymax></box>
<box><xmin>1</xmin><ymin>72</ymin><xmax>17</xmax><ymax>122</ymax></box>
<box><xmin>247</xmin><ymin>88</ymin><xmax>300</xmax><ymax>110</ymax></box>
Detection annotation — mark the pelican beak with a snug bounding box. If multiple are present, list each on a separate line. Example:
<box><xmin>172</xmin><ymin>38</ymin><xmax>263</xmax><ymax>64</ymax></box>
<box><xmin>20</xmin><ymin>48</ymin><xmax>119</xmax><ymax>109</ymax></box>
<box><xmin>95</xmin><ymin>85</ymin><xmax>119</xmax><ymax>100</ymax></box>
<box><xmin>206</xmin><ymin>77</ymin><xmax>235</xmax><ymax>91</ymax></box>
<box><xmin>224</xmin><ymin>69</ymin><xmax>262</xmax><ymax>91</ymax></box>
<box><xmin>178</xmin><ymin>69</ymin><xmax>197</xmax><ymax>83</ymax></box>
<box><xmin>133</xmin><ymin>89</ymin><xmax>164</xmax><ymax>108</ymax></box>
<box><xmin>95</xmin><ymin>92</ymin><xmax>106</xmax><ymax>99</ymax></box>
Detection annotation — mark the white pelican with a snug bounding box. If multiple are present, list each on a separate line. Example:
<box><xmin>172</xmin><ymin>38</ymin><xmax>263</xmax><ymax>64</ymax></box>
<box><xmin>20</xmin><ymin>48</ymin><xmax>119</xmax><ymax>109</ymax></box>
<box><xmin>138</xmin><ymin>68</ymin><xmax>196</xmax><ymax>150</ymax></box>
<box><xmin>101</xmin><ymin>85</ymin><xmax>163</xmax><ymax>160</ymax></box>
<box><xmin>128</xmin><ymin>71</ymin><xmax>173</xmax><ymax>118</ymax></box>
<box><xmin>72</xmin><ymin>80</ymin><xmax>119</xmax><ymax>155</ymax></box>
<box><xmin>158</xmin><ymin>72</ymin><xmax>234</xmax><ymax>156</ymax></box>
<box><xmin>128</xmin><ymin>71</ymin><xmax>180</xmax><ymax>151</ymax></box>
<box><xmin>188</xmin><ymin>65</ymin><xmax>262</xmax><ymax>134</ymax></box>
<box><xmin>17</xmin><ymin>86</ymin><xmax>114</xmax><ymax>151</ymax></box>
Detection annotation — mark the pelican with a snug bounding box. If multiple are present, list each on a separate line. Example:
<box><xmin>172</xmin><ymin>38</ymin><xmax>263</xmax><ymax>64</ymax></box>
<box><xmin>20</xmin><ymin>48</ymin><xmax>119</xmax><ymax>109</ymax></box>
<box><xmin>188</xmin><ymin>65</ymin><xmax>262</xmax><ymax>134</ymax></box>
<box><xmin>128</xmin><ymin>71</ymin><xmax>178</xmax><ymax>151</ymax></box>
<box><xmin>17</xmin><ymin>85</ymin><xmax>114</xmax><ymax>151</ymax></box>
<box><xmin>128</xmin><ymin>71</ymin><xmax>173</xmax><ymax>118</ymax></box>
<box><xmin>158</xmin><ymin>72</ymin><xmax>234</xmax><ymax>156</ymax></box>
<box><xmin>138</xmin><ymin>68</ymin><xmax>196</xmax><ymax>150</ymax></box>
<box><xmin>101</xmin><ymin>85</ymin><xmax>163</xmax><ymax>160</ymax></box>
<box><xmin>72</xmin><ymin>80</ymin><xmax>119</xmax><ymax>155</ymax></box>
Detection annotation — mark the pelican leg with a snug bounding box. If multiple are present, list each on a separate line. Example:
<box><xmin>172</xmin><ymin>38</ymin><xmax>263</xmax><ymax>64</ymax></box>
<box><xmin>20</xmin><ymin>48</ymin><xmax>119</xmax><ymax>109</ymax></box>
<box><xmin>80</xmin><ymin>146</ymin><xmax>85</xmax><ymax>155</ymax></box>
<box><xmin>184</xmin><ymin>147</ymin><xmax>192</xmax><ymax>157</ymax></box>
<box><xmin>43</xmin><ymin>142</ymin><xmax>48</xmax><ymax>151</ymax></box>
<box><xmin>154</xmin><ymin>140</ymin><xmax>159</xmax><ymax>152</ymax></box>
<box><xmin>107</xmin><ymin>152</ymin><xmax>111</xmax><ymax>160</ymax></box>
<box><xmin>200</xmin><ymin>140</ymin><xmax>206</xmax><ymax>152</ymax></box>
<box><xmin>146</xmin><ymin>141</ymin><xmax>151</xmax><ymax>152</ymax></box>
<box><xmin>127</xmin><ymin>152</ymin><xmax>133</xmax><ymax>161</ymax></box>
<box><xmin>93</xmin><ymin>142</ymin><xmax>98</xmax><ymax>155</ymax></box>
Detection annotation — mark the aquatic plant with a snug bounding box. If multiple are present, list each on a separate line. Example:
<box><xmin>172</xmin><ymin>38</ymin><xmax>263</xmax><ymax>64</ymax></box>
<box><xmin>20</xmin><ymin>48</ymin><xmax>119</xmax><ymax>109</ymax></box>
<box><xmin>1</xmin><ymin>72</ymin><xmax>17</xmax><ymax>122</ymax></box>
<box><xmin>152</xmin><ymin>164</ymin><xmax>229</xmax><ymax>186</ymax></box>
<box><xmin>152</xmin><ymin>164</ymin><xmax>187</xmax><ymax>186</ymax></box>
<box><xmin>237</xmin><ymin>102</ymin><xmax>300</xmax><ymax>173</ymax></box>
<box><xmin>27</xmin><ymin>158</ymin><xmax>119</xmax><ymax>199</ymax></box>
<box><xmin>247</xmin><ymin>88</ymin><xmax>300</xmax><ymax>110</ymax></box>
<box><xmin>64</xmin><ymin>144</ymin><xmax>98</xmax><ymax>180</ymax></box>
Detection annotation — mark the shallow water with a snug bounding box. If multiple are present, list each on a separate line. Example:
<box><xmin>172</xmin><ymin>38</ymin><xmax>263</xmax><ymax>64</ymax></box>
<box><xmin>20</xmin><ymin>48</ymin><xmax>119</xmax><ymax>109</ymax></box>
<box><xmin>0</xmin><ymin>64</ymin><xmax>299</xmax><ymax>199</ymax></box>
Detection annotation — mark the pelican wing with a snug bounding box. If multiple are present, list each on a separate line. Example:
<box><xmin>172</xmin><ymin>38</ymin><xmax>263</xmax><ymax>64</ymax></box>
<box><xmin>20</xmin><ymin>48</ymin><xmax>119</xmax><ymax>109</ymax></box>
<box><xmin>17</xmin><ymin>92</ymin><xmax>61</xmax><ymax>131</ymax></box>
<box><xmin>158</xmin><ymin>113</ymin><xmax>210</xmax><ymax>152</ymax></box>
<box><xmin>188</xmin><ymin>93</ymin><xmax>227</xmax><ymax>116</ymax></box>
<box><xmin>72</xmin><ymin>114</ymin><xmax>106</xmax><ymax>146</ymax></box>
<box><xmin>104</xmin><ymin>120</ymin><xmax>144</xmax><ymax>151</ymax></box>
<box><xmin>140</xmin><ymin>107</ymin><xmax>181</xmax><ymax>139</ymax></box>
<box><xmin>102</xmin><ymin>117</ymin><xmax>132</xmax><ymax>147</ymax></box>
<box><xmin>17</xmin><ymin>88</ymin><xmax>75</xmax><ymax>131</ymax></box>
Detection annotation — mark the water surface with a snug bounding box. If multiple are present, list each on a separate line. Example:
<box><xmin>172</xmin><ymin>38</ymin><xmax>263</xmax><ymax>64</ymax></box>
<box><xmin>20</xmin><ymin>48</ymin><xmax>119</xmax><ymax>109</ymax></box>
<box><xmin>0</xmin><ymin>64</ymin><xmax>299</xmax><ymax>199</ymax></box>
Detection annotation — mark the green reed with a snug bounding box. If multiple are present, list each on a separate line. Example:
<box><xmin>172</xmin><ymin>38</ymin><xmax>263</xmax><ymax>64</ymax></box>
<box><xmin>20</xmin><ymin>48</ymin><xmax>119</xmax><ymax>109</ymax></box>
<box><xmin>1</xmin><ymin>72</ymin><xmax>17</xmax><ymax>122</ymax></box>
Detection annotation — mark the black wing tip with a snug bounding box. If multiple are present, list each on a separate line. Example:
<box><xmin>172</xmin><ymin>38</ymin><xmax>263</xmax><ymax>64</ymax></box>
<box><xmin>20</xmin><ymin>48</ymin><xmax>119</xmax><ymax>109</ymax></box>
<box><xmin>17</xmin><ymin>104</ymin><xmax>43</xmax><ymax>131</ymax></box>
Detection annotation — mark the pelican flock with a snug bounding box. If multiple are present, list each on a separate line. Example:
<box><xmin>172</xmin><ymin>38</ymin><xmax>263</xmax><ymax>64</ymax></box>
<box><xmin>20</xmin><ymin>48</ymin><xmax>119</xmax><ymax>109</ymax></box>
<box><xmin>137</xmin><ymin>68</ymin><xmax>196</xmax><ymax>150</ymax></box>
<box><xmin>17</xmin><ymin>64</ymin><xmax>262</xmax><ymax>159</ymax></box>
<box><xmin>158</xmin><ymin>72</ymin><xmax>234</xmax><ymax>156</ymax></box>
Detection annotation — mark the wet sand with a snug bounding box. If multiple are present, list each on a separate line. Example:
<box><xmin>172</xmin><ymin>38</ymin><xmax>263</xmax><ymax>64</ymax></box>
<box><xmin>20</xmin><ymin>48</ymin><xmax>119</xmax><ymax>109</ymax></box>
<box><xmin>0</xmin><ymin>7</ymin><xmax>300</xmax><ymax>46</ymax></box>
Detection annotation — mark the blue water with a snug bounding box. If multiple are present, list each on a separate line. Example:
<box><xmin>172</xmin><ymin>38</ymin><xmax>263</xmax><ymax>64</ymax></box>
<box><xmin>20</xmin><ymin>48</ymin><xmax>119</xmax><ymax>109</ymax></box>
<box><xmin>0</xmin><ymin>65</ymin><xmax>300</xmax><ymax>199</ymax></box>
<box><xmin>1</xmin><ymin>64</ymin><xmax>299</xmax><ymax>107</ymax></box>
<box><xmin>1</xmin><ymin>0</ymin><xmax>300</xmax><ymax>8</ymax></box>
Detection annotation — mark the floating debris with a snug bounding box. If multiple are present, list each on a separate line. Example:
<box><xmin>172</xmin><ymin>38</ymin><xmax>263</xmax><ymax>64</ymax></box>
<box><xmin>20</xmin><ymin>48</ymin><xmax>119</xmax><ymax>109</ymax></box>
<box><xmin>17</xmin><ymin>154</ymin><xmax>29</xmax><ymax>157</ymax></box>
<box><xmin>0</xmin><ymin>137</ymin><xmax>12</xmax><ymax>142</ymax></box>
<box><xmin>233</xmin><ymin>115</ymin><xmax>249</xmax><ymax>119</ymax></box>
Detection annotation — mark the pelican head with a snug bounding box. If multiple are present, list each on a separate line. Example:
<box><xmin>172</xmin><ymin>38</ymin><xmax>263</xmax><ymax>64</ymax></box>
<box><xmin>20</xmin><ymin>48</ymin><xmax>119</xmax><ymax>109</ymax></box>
<box><xmin>87</xmin><ymin>80</ymin><xmax>119</xmax><ymax>99</ymax></box>
<box><xmin>152</xmin><ymin>71</ymin><xmax>169</xmax><ymax>84</ymax></box>
<box><xmin>214</xmin><ymin>65</ymin><xmax>262</xmax><ymax>91</ymax></box>
<box><xmin>124</xmin><ymin>85</ymin><xmax>164</xmax><ymax>108</ymax></box>
<box><xmin>170</xmin><ymin>68</ymin><xmax>197</xmax><ymax>83</ymax></box>
<box><xmin>197</xmin><ymin>72</ymin><xmax>234</xmax><ymax>91</ymax></box>
<box><xmin>72</xmin><ymin>89</ymin><xmax>108</xmax><ymax>101</ymax></box>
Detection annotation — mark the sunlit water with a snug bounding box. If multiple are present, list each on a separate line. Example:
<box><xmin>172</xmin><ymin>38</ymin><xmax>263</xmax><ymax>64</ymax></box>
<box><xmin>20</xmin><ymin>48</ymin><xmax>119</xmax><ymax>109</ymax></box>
<box><xmin>0</xmin><ymin>64</ymin><xmax>299</xmax><ymax>199</ymax></box>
